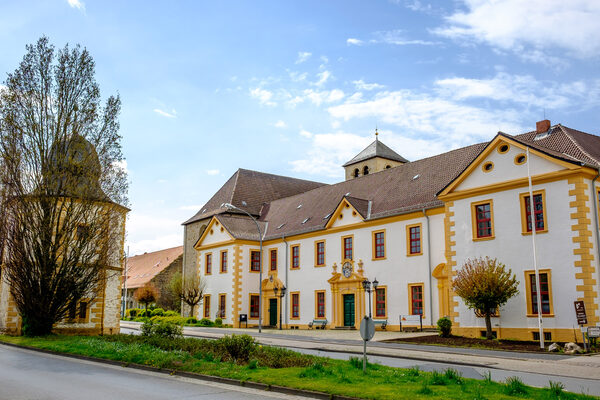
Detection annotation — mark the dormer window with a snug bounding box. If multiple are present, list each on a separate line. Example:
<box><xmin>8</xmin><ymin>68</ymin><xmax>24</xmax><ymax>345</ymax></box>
<box><xmin>363</xmin><ymin>166</ymin><xmax>369</xmax><ymax>175</ymax></box>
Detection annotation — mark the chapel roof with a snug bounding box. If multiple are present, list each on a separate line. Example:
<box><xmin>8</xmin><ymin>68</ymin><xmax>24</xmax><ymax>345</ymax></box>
<box><xmin>342</xmin><ymin>138</ymin><xmax>409</xmax><ymax>167</ymax></box>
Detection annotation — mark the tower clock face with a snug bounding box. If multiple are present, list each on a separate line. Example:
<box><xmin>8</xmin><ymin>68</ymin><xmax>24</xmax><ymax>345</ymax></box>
<box><xmin>342</xmin><ymin>261</ymin><xmax>352</xmax><ymax>278</ymax></box>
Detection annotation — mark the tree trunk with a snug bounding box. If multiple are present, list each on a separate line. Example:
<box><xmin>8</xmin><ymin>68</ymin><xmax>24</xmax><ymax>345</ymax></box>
<box><xmin>189</xmin><ymin>304</ymin><xmax>195</xmax><ymax>318</ymax></box>
<box><xmin>485</xmin><ymin>312</ymin><xmax>493</xmax><ymax>340</ymax></box>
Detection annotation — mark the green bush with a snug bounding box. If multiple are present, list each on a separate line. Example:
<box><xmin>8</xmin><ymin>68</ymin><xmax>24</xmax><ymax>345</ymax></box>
<box><xmin>437</xmin><ymin>317</ymin><xmax>452</xmax><ymax>337</ymax></box>
<box><xmin>141</xmin><ymin>320</ymin><xmax>183</xmax><ymax>339</ymax></box>
<box><xmin>186</xmin><ymin>317</ymin><xmax>197</xmax><ymax>324</ymax></box>
<box><xmin>151</xmin><ymin>308</ymin><xmax>165</xmax><ymax>317</ymax></box>
<box><xmin>252</xmin><ymin>344</ymin><xmax>315</xmax><ymax>368</ymax></box>
<box><xmin>164</xmin><ymin>310</ymin><xmax>179</xmax><ymax>317</ymax></box>
<box><xmin>199</xmin><ymin>318</ymin><xmax>213</xmax><ymax>326</ymax></box>
<box><xmin>214</xmin><ymin>318</ymin><xmax>223</xmax><ymax>327</ymax></box>
<box><xmin>127</xmin><ymin>308</ymin><xmax>142</xmax><ymax>317</ymax></box>
<box><xmin>218</xmin><ymin>334</ymin><xmax>256</xmax><ymax>362</ymax></box>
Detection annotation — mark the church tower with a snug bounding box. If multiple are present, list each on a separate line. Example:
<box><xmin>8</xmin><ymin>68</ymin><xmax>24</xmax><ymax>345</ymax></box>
<box><xmin>343</xmin><ymin>130</ymin><xmax>408</xmax><ymax>180</ymax></box>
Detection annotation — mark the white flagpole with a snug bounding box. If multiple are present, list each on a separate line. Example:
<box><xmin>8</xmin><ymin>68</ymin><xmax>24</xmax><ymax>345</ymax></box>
<box><xmin>527</xmin><ymin>147</ymin><xmax>544</xmax><ymax>349</ymax></box>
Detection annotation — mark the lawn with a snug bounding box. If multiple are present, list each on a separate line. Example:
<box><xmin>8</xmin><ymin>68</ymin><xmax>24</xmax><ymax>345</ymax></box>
<box><xmin>0</xmin><ymin>333</ymin><xmax>595</xmax><ymax>400</ymax></box>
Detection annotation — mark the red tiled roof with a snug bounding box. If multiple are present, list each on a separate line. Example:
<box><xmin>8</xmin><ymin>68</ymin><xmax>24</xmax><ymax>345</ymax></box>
<box><xmin>124</xmin><ymin>246</ymin><xmax>183</xmax><ymax>289</ymax></box>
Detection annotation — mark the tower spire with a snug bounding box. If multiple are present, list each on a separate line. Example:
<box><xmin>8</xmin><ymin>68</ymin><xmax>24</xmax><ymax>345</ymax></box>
<box><xmin>375</xmin><ymin>126</ymin><xmax>378</xmax><ymax>141</ymax></box>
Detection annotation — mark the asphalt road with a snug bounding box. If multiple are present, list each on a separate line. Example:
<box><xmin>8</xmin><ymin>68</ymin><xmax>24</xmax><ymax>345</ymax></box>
<box><xmin>0</xmin><ymin>344</ymin><xmax>307</xmax><ymax>400</ymax></box>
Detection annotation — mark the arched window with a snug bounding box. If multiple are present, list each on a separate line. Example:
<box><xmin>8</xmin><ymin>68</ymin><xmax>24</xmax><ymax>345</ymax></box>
<box><xmin>363</xmin><ymin>166</ymin><xmax>369</xmax><ymax>175</ymax></box>
<box><xmin>353</xmin><ymin>168</ymin><xmax>359</xmax><ymax>178</ymax></box>
<box><xmin>385</xmin><ymin>165</ymin><xmax>391</xmax><ymax>169</ymax></box>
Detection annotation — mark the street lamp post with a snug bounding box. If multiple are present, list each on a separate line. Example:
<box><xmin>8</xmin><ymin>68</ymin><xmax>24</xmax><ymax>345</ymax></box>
<box><xmin>221</xmin><ymin>202</ymin><xmax>263</xmax><ymax>333</ymax></box>
<box><xmin>273</xmin><ymin>285</ymin><xmax>286</xmax><ymax>330</ymax></box>
<box><xmin>362</xmin><ymin>277</ymin><xmax>379</xmax><ymax>318</ymax></box>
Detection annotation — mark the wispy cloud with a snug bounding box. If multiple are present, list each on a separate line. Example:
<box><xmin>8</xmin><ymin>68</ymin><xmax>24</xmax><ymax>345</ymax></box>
<box><xmin>295</xmin><ymin>51</ymin><xmax>312</xmax><ymax>64</ymax></box>
<box><xmin>353</xmin><ymin>80</ymin><xmax>385</xmax><ymax>91</ymax></box>
<box><xmin>432</xmin><ymin>0</ymin><xmax>600</xmax><ymax>59</ymax></box>
<box><xmin>249</xmin><ymin>87</ymin><xmax>276</xmax><ymax>106</ymax></box>
<box><xmin>314</xmin><ymin>70</ymin><xmax>331</xmax><ymax>86</ymax></box>
<box><xmin>301</xmin><ymin>89</ymin><xmax>344</xmax><ymax>106</ymax></box>
<box><xmin>274</xmin><ymin>120</ymin><xmax>287</xmax><ymax>128</ymax></box>
<box><xmin>153</xmin><ymin>108</ymin><xmax>177</xmax><ymax>118</ymax></box>
<box><xmin>347</xmin><ymin>38</ymin><xmax>364</xmax><ymax>46</ymax></box>
<box><xmin>67</xmin><ymin>0</ymin><xmax>85</xmax><ymax>11</ymax></box>
<box><xmin>206</xmin><ymin>169</ymin><xmax>220</xmax><ymax>175</ymax></box>
<box><xmin>299</xmin><ymin>129</ymin><xmax>313</xmax><ymax>138</ymax></box>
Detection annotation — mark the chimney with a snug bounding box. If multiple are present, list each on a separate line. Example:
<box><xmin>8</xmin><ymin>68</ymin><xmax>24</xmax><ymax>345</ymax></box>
<box><xmin>536</xmin><ymin>119</ymin><xmax>550</xmax><ymax>133</ymax></box>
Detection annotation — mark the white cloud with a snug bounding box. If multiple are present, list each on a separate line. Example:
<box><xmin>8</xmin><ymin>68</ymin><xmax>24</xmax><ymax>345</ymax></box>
<box><xmin>206</xmin><ymin>169</ymin><xmax>220</xmax><ymax>175</ymax></box>
<box><xmin>67</xmin><ymin>0</ymin><xmax>85</xmax><ymax>11</ymax></box>
<box><xmin>126</xmin><ymin>213</ymin><xmax>182</xmax><ymax>255</ymax></box>
<box><xmin>299</xmin><ymin>129</ymin><xmax>313</xmax><ymax>138</ymax></box>
<box><xmin>314</xmin><ymin>70</ymin><xmax>331</xmax><ymax>87</ymax></box>
<box><xmin>371</xmin><ymin>29</ymin><xmax>439</xmax><ymax>46</ymax></box>
<box><xmin>153</xmin><ymin>108</ymin><xmax>177</xmax><ymax>118</ymax></box>
<box><xmin>353</xmin><ymin>80</ymin><xmax>385</xmax><ymax>91</ymax></box>
<box><xmin>320</xmin><ymin>56</ymin><xmax>329</xmax><ymax>64</ymax></box>
<box><xmin>302</xmin><ymin>89</ymin><xmax>344</xmax><ymax>106</ymax></box>
<box><xmin>288</xmin><ymin>71</ymin><xmax>308</xmax><ymax>82</ymax></box>
<box><xmin>347</xmin><ymin>38</ymin><xmax>364</xmax><ymax>46</ymax></box>
<box><xmin>249</xmin><ymin>87</ymin><xmax>276</xmax><ymax>106</ymax></box>
<box><xmin>433</xmin><ymin>0</ymin><xmax>600</xmax><ymax>59</ymax></box>
<box><xmin>274</xmin><ymin>120</ymin><xmax>287</xmax><ymax>128</ymax></box>
<box><xmin>295</xmin><ymin>51</ymin><xmax>312</xmax><ymax>64</ymax></box>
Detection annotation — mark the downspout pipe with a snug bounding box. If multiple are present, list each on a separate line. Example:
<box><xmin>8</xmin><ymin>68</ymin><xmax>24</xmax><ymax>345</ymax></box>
<box><xmin>423</xmin><ymin>208</ymin><xmax>434</xmax><ymax>327</ymax></box>
<box><xmin>181</xmin><ymin>225</ymin><xmax>187</xmax><ymax>316</ymax></box>
<box><xmin>282</xmin><ymin>235</ymin><xmax>289</xmax><ymax>328</ymax></box>
<box><xmin>591</xmin><ymin>169</ymin><xmax>600</xmax><ymax>320</ymax></box>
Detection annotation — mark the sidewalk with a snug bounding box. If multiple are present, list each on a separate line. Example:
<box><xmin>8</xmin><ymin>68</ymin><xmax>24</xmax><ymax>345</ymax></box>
<box><xmin>120</xmin><ymin>321</ymin><xmax>600</xmax><ymax>380</ymax></box>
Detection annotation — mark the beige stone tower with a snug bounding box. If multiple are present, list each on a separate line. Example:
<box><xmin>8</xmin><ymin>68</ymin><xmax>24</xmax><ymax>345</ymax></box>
<box><xmin>343</xmin><ymin>131</ymin><xmax>408</xmax><ymax>180</ymax></box>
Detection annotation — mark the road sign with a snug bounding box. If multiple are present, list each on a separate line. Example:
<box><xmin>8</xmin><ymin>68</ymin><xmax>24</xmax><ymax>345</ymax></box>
<box><xmin>360</xmin><ymin>317</ymin><xmax>375</xmax><ymax>341</ymax></box>
<box><xmin>588</xmin><ymin>326</ymin><xmax>600</xmax><ymax>338</ymax></box>
<box><xmin>574</xmin><ymin>301</ymin><xmax>588</xmax><ymax>325</ymax></box>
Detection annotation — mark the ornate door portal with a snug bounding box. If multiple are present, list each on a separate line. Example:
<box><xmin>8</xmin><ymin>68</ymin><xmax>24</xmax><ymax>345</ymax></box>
<box><xmin>328</xmin><ymin>259</ymin><xmax>366</xmax><ymax>328</ymax></box>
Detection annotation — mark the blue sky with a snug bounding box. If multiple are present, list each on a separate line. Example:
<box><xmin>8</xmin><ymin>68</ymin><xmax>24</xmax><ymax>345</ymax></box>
<box><xmin>1</xmin><ymin>0</ymin><xmax>599</xmax><ymax>255</ymax></box>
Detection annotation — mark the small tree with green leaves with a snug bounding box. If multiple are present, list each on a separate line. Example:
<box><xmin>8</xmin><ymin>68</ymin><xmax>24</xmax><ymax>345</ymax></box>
<box><xmin>134</xmin><ymin>283</ymin><xmax>159</xmax><ymax>314</ymax></box>
<box><xmin>452</xmin><ymin>257</ymin><xmax>519</xmax><ymax>339</ymax></box>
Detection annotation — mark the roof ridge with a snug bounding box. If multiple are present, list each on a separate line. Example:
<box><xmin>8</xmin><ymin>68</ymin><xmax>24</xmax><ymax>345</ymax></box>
<box><xmin>229</xmin><ymin>169</ymin><xmax>242</xmax><ymax>204</ymax></box>
<box><xmin>558</xmin><ymin>125</ymin><xmax>600</xmax><ymax>165</ymax></box>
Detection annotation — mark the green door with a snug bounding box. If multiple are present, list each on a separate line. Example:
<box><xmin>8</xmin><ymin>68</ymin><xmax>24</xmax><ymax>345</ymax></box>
<box><xmin>343</xmin><ymin>294</ymin><xmax>355</xmax><ymax>327</ymax></box>
<box><xmin>269</xmin><ymin>298</ymin><xmax>278</xmax><ymax>326</ymax></box>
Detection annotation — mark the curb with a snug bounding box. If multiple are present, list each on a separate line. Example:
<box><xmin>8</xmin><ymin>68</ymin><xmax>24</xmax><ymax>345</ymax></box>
<box><xmin>0</xmin><ymin>341</ymin><xmax>358</xmax><ymax>400</ymax></box>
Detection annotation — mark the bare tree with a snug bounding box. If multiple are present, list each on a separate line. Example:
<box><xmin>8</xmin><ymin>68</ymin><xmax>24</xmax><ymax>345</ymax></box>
<box><xmin>170</xmin><ymin>272</ymin><xmax>206</xmax><ymax>318</ymax></box>
<box><xmin>134</xmin><ymin>283</ymin><xmax>159</xmax><ymax>314</ymax></box>
<box><xmin>0</xmin><ymin>37</ymin><xmax>128</xmax><ymax>336</ymax></box>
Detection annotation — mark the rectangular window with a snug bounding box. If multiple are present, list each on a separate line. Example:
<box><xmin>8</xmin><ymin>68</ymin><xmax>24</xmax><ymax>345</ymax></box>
<box><xmin>270</xmin><ymin>249</ymin><xmax>277</xmax><ymax>271</ymax></box>
<box><xmin>250</xmin><ymin>250</ymin><xmax>261</xmax><ymax>272</ymax></box>
<box><xmin>315</xmin><ymin>241</ymin><xmax>325</xmax><ymax>266</ymax></box>
<box><xmin>373</xmin><ymin>231</ymin><xmax>385</xmax><ymax>259</ymax></box>
<box><xmin>78</xmin><ymin>301</ymin><xmax>87</xmax><ymax>319</ymax></box>
<box><xmin>220</xmin><ymin>250</ymin><xmax>227</xmax><ymax>273</ymax></box>
<box><xmin>291</xmin><ymin>245</ymin><xmax>300</xmax><ymax>269</ymax></box>
<box><xmin>375</xmin><ymin>287</ymin><xmax>386</xmax><ymax>318</ymax></box>
<box><xmin>530</xmin><ymin>273</ymin><xmax>551</xmax><ymax>314</ymax></box>
<box><xmin>342</xmin><ymin>236</ymin><xmax>353</xmax><ymax>260</ymax></box>
<box><xmin>204</xmin><ymin>295</ymin><xmax>211</xmax><ymax>318</ymax></box>
<box><xmin>291</xmin><ymin>292</ymin><xmax>300</xmax><ymax>319</ymax></box>
<box><xmin>316</xmin><ymin>291</ymin><xmax>326</xmax><ymax>318</ymax></box>
<box><xmin>471</xmin><ymin>200</ymin><xmax>494</xmax><ymax>239</ymax></box>
<box><xmin>407</xmin><ymin>224</ymin><xmax>422</xmax><ymax>255</ymax></box>
<box><xmin>409</xmin><ymin>284</ymin><xmax>424</xmax><ymax>316</ymax></box>
<box><xmin>68</xmin><ymin>302</ymin><xmax>77</xmax><ymax>320</ymax></box>
<box><xmin>205</xmin><ymin>253</ymin><xmax>212</xmax><ymax>275</ymax></box>
<box><xmin>218</xmin><ymin>294</ymin><xmax>226</xmax><ymax>318</ymax></box>
<box><xmin>520</xmin><ymin>191</ymin><xmax>547</xmax><ymax>233</ymax></box>
<box><xmin>250</xmin><ymin>294</ymin><xmax>259</xmax><ymax>318</ymax></box>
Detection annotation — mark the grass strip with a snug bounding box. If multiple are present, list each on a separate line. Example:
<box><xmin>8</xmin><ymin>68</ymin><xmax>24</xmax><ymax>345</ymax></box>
<box><xmin>0</xmin><ymin>334</ymin><xmax>596</xmax><ymax>400</ymax></box>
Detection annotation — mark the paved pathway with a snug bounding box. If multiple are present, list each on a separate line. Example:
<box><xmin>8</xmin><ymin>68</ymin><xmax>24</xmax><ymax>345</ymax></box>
<box><xmin>0</xmin><ymin>344</ymin><xmax>307</xmax><ymax>400</ymax></box>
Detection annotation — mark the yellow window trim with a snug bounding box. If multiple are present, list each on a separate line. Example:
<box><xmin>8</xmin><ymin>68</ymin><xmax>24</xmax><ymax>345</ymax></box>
<box><xmin>218</xmin><ymin>293</ymin><xmax>227</xmax><ymax>319</ymax></box>
<box><xmin>406</xmin><ymin>223</ymin><xmax>423</xmax><ymax>256</ymax></box>
<box><xmin>372</xmin><ymin>285</ymin><xmax>388</xmax><ymax>319</ymax></box>
<box><xmin>408</xmin><ymin>283</ymin><xmax>425</xmax><ymax>318</ymax></box>
<box><xmin>290</xmin><ymin>291</ymin><xmax>301</xmax><ymax>320</ymax></box>
<box><xmin>219</xmin><ymin>250</ymin><xmax>228</xmax><ymax>274</ymax></box>
<box><xmin>204</xmin><ymin>252</ymin><xmax>213</xmax><ymax>275</ymax></box>
<box><xmin>514</xmin><ymin>153</ymin><xmax>527</xmax><ymax>165</ymax></box>
<box><xmin>249</xmin><ymin>248</ymin><xmax>261</xmax><ymax>273</ymax></box>
<box><xmin>497</xmin><ymin>143</ymin><xmax>510</xmax><ymax>154</ymax></box>
<box><xmin>248</xmin><ymin>293</ymin><xmax>259</xmax><ymax>320</ymax></box>
<box><xmin>290</xmin><ymin>244</ymin><xmax>300</xmax><ymax>270</ymax></box>
<box><xmin>371</xmin><ymin>229</ymin><xmax>386</xmax><ymax>260</ymax></box>
<box><xmin>340</xmin><ymin>234</ymin><xmax>354</xmax><ymax>261</ymax></box>
<box><xmin>314</xmin><ymin>240</ymin><xmax>326</xmax><ymax>267</ymax></box>
<box><xmin>482</xmin><ymin>161</ymin><xmax>494</xmax><ymax>173</ymax></box>
<box><xmin>314</xmin><ymin>290</ymin><xmax>326</xmax><ymax>319</ymax></box>
<box><xmin>524</xmin><ymin>269</ymin><xmax>554</xmax><ymax>317</ymax></box>
<box><xmin>203</xmin><ymin>294</ymin><xmax>211</xmax><ymax>318</ymax></box>
<box><xmin>470</xmin><ymin>199</ymin><xmax>495</xmax><ymax>241</ymax></box>
<box><xmin>519</xmin><ymin>190</ymin><xmax>548</xmax><ymax>235</ymax></box>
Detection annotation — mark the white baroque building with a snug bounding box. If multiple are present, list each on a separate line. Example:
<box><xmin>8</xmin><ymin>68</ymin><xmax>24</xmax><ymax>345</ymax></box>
<box><xmin>183</xmin><ymin>121</ymin><xmax>600</xmax><ymax>341</ymax></box>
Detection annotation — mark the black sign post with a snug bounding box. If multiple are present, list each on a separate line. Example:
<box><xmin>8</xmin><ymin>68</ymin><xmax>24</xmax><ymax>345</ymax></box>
<box><xmin>574</xmin><ymin>301</ymin><xmax>588</xmax><ymax>352</ymax></box>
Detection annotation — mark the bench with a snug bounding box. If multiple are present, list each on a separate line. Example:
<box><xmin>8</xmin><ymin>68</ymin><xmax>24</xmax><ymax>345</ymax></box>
<box><xmin>308</xmin><ymin>319</ymin><xmax>328</xmax><ymax>329</ymax></box>
<box><xmin>399</xmin><ymin>314</ymin><xmax>423</xmax><ymax>332</ymax></box>
<box><xmin>373</xmin><ymin>319</ymin><xmax>388</xmax><ymax>330</ymax></box>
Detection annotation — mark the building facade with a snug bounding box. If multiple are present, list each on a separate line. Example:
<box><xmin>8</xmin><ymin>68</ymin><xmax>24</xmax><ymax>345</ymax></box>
<box><xmin>186</xmin><ymin>121</ymin><xmax>600</xmax><ymax>341</ymax></box>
